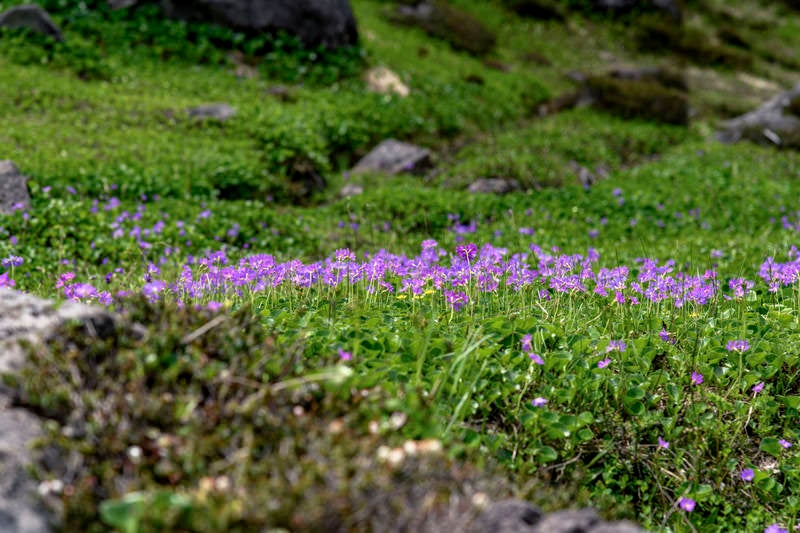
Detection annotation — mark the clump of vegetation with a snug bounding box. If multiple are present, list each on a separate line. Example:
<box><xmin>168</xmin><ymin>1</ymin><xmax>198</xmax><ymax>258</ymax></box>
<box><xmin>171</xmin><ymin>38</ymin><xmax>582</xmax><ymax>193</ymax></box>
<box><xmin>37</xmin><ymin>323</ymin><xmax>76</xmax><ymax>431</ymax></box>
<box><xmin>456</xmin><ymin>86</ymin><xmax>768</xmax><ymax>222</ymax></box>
<box><xmin>386</xmin><ymin>0</ymin><xmax>497</xmax><ymax>55</ymax></box>
<box><xmin>502</xmin><ymin>0</ymin><xmax>566</xmax><ymax>21</ymax></box>
<box><xmin>585</xmin><ymin>75</ymin><xmax>690</xmax><ymax>125</ymax></box>
<box><xmin>17</xmin><ymin>296</ymin><xmax>527</xmax><ymax>531</ymax></box>
<box><xmin>636</xmin><ymin>15</ymin><xmax>753</xmax><ymax>70</ymax></box>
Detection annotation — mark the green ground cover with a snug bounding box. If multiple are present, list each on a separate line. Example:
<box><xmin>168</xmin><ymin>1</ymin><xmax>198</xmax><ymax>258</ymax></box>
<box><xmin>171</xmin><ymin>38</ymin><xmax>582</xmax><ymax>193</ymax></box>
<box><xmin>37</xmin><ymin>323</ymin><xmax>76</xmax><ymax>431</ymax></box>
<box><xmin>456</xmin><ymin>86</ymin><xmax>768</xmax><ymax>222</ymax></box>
<box><xmin>2</xmin><ymin>0</ymin><xmax>800</xmax><ymax>531</ymax></box>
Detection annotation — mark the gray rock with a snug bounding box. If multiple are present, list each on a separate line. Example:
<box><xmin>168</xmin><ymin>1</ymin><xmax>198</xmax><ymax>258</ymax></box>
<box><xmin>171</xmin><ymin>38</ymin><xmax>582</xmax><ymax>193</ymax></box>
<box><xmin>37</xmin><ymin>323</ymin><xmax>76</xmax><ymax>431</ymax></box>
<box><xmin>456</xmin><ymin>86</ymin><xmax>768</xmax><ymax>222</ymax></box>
<box><xmin>717</xmin><ymin>83</ymin><xmax>800</xmax><ymax>149</ymax></box>
<box><xmin>467</xmin><ymin>178</ymin><xmax>521</xmax><ymax>194</ymax></box>
<box><xmin>591</xmin><ymin>521</ymin><xmax>648</xmax><ymax>533</ymax></box>
<box><xmin>532</xmin><ymin>508</ymin><xmax>600</xmax><ymax>532</ymax></box>
<box><xmin>470</xmin><ymin>499</ymin><xmax>542</xmax><ymax>532</ymax></box>
<box><xmin>352</xmin><ymin>139</ymin><xmax>432</xmax><ymax>175</ymax></box>
<box><xmin>0</xmin><ymin>4</ymin><xmax>63</xmax><ymax>42</ymax></box>
<box><xmin>0</xmin><ymin>289</ymin><xmax>117</xmax><ymax>533</ymax></box>
<box><xmin>0</xmin><ymin>161</ymin><xmax>32</xmax><ymax>216</ymax></box>
<box><xmin>159</xmin><ymin>0</ymin><xmax>358</xmax><ymax>49</ymax></box>
<box><xmin>187</xmin><ymin>103</ymin><xmax>237</xmax><ymax>122</ymax></box>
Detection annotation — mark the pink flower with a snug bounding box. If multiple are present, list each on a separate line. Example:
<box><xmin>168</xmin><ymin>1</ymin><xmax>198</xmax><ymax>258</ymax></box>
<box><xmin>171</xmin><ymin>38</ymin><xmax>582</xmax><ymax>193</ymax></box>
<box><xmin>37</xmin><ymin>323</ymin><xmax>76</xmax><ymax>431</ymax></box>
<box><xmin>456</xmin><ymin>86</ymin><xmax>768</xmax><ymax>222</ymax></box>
<box><xmin>658</xmin><ymin>437</ymin><xmax>669</xmax><ymax>449</ymax></box>
<box><xmin>598</xmin><ymin>358</ymin><xmax>611</xmax><ymax>369</ymax></box>
<box><xmin>752</xmin><ymin>382</ymin><xmax>765</xmax><ymax>395</ymax></box>
<box><xmin>678</xmin><ymin>497</ymin><xmax>695</xmax><ymax>512</ymax></box>
<box><xmin>691</xmin><ymin>371</ymin><xmax>703</xmax><ymax>385</ymax></box>
<box><xmin>337</xmin><ymin>349</ymin><xmax>352</xmax><ymax>361</ymax></box>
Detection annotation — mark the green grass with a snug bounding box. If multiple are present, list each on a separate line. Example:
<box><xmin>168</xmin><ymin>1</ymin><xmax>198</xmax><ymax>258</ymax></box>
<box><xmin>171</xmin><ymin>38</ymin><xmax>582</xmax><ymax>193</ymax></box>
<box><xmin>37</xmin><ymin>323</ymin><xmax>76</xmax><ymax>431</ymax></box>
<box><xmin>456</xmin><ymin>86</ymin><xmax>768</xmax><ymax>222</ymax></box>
<box><xmin>3</xmin><ymin>0</ymin><xmax>800</xmax><ymax>531</ymax></box>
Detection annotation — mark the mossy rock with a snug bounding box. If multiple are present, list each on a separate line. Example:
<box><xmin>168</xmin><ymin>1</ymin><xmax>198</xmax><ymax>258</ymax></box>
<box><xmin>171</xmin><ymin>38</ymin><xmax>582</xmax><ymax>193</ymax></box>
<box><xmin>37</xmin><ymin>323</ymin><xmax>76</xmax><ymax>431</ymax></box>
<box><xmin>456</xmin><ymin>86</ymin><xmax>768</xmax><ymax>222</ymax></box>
<box><xmin>636</xmin><ymin>16</ymin><xmax>753</xmax><ymax>69</ymax></box>
<box><xmin>387</xmin><ymin>1</ymin><xmax>497</xmax><ymax>56</ymax></box>
<box><xmin>585</xmin><ymin>75</ymin><xmax>690</xmax><ymax>125</ymax></box>
<box><xmin>608</xmin><ymin>65</ymin><xmax>688</xmax><ymax>92</ymax></box>
<box><xmin>17</xmin><ymin>296</ymin><xmax>526</xmax><ymax>531</ymax></box>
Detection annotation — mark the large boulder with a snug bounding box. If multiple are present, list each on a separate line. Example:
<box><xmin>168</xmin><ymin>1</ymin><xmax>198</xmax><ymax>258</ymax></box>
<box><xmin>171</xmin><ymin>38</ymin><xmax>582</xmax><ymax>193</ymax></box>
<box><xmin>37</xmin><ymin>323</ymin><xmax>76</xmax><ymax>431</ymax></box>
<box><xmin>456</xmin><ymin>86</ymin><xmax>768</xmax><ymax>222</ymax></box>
<box><xmin>0</xmin><ymin>161</ymin><xmax>32</xmax><ymax>215</ymax></box>
<box><xmin>0</xmin><ymin>4</ymin><xmax>63</xmax><ymax>42</ymax></box>
<box><xmin>0</xmin><ymin>289</ymin><xmax>118</xmax><ymax>533</ymax></box>
<box><xmin>115</xmin><ymin>0</ymin><xmax>359</xmax><ymax>49</ymax></box>
<box><xmin>717</xmin><ymin>83</ymin><xmax>800</xmax><ymax>149</ymax></box>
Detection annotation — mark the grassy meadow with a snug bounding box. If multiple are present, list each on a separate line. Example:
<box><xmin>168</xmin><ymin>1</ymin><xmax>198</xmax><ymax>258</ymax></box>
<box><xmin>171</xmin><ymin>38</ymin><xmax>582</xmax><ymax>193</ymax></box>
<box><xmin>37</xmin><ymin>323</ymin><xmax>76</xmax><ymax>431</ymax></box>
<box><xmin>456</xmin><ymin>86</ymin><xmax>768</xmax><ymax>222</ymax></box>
<box><xmin>3</xmin><ymin>0</ymin><xmax>800</xmax><ymax>531</ymax></box>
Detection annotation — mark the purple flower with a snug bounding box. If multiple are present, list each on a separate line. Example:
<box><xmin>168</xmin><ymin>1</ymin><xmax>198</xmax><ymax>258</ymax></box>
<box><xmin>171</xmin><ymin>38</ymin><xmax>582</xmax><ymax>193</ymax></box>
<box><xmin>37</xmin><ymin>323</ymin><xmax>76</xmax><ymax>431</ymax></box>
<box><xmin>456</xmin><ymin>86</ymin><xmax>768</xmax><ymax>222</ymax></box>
<box><xmin>765</xmin><ymin>525</ymin><xmax>788</xmax><ymax>533</ymax></box>
<box><xmin>337</xmin><ymin>348</ymin><xmax>352</xmax><ymax>361</ymax></box>
<box><xmin>529</xmin><ymin>353</ymin><xmax>544</xmax><ymax>365</ymax></box>
<box><xmin>726</xmin><ymin>339</ymin><xmax>750</xmax><ymax>352</ymax></box>
<box><xmin>678</xmin><ymin>497</ymin><xmax>695</xmax><ymax>512</ymax></box>
<box><xmin>752</xmin><ymin>382</ymin><xmax>765</xmax><ymax>395</ymax></box>
<box><xmin>1</xmin><ymin>255</ymin><xmax>23</xmax><ymax>268</ymax></box>
<box><xmin>779</xmin><ymin>439</ymin><xmax>792</xmax><ymax>449</ymax></box>
<box><xmin>521</xmin><ymin>333</ymin><xmax>533</xmax><ymax>353</ymax></box>
<box><xmin>598</xmin><ymin>358</ymin><xmax>611</xmax><ymax>369</ymax></box>
<box><xmin>0</xmin><ymin>271</ymin><xmax>14</xmax><ymax>288</ymax></box>
<box><xmin>531</xmin><ymin>397</ymin><xmax>548</xmax><ymax>407</ymax></box>
<box><xmin>444</xmin><ymin>290</ymin><xmax>469</xmax><ymax>312</ymax></box>
<box><xmin>658</xmin><ymin>437</ymin><xmax>669</xmax><ymax>449</ymax></box>
<box><xmin>729</xmin><ymin>278</ymin><xmax>754</xmax><ymax>299</ymax></box>
<box><xmin>659</xmin><ymin>329</ymin><xmax>676</xmax><ymax>344</ymax></box>
<box><xmin>740</xmin><ymin>468</ymin><xmax>755</xmax><ymax>482</ymax></box>
<box><xmin>691</xmin><ymin>371</ymin><xmax>704</xmax><ymax>385</ymax></box>
<box><xmin>606</xmin><ymin>340</ymin><xmax>626</xmax><ymax>353</ymax></box>
<box><xmin>455</xmin><ymin>243</ymin><xmax>478</xmax><ymax>262</ymax></box>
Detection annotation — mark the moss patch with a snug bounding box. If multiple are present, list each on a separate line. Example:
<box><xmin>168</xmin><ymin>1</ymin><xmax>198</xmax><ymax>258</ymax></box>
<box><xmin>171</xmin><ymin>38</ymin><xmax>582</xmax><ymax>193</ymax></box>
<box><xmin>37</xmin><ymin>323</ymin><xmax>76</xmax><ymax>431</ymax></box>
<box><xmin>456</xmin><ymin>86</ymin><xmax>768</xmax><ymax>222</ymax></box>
<box><xmin>585</xmin><ymin>75</ymin><xmax>690</xmax><ymax>125</ymax></box>
<box><xmin>386</xmin><ymin>0</ymin><xmax>497</xmax><ymax>56</ymax></box>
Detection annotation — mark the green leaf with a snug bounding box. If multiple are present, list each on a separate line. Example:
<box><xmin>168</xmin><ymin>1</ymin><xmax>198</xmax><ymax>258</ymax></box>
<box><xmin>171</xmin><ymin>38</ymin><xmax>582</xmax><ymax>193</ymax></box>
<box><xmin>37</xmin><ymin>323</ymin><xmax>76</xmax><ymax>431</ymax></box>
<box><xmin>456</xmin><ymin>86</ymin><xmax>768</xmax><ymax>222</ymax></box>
<box><xmin>99</xmin><ymin>493</ymin><xmax>147</xmax><ymax>533</ymax></box>
<box><xmin>760</xmin><ymin>437</ymin><xmax>783</xmax><ymax>457</ymax></box>
<box><xmin>535</xmin><ymin>445</ymin><xmax>558</xmax><ymax>463</ymax></box>
<box><xmin>623</xmin><ymin>400</ymin><xmax>645</xmax><ymax>416</ymax></box>
<box><xmin>576</xmin><ymin>428</ymin><xmax>594</xmax><ymax>442</ymax></box>
<box><xmin>625</xmin><ymin>387</ymin><xmax>646</xmax><ymax>400</ymax></box>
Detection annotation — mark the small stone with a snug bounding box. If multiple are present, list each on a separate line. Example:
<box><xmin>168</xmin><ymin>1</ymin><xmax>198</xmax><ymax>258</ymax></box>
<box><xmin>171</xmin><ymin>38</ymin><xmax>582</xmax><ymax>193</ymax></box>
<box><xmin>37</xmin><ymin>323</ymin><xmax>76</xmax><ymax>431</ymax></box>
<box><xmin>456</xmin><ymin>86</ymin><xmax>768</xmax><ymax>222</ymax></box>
<box><xmin>468</xmin><ymin>178</ymin><xmax>521</xmax><ymax>194</ymax></box>
<box><xmin>339</xmin><ymin>184</ymin><xmax>364</xmax><ymax>198</ymax></box>
<box><xmin>0</xmin><ymin>161</ymin><xmax>31</xmax><ymax>215</ymax></box>
<box><xmin>352</xmin><ymin>139</ymin><xmax>431</xmax><ymax>175</ymax></box>
<box><xmin>364</xmin><ymin>67</ymin><xmax>409</xmax><ymax>97</ymax></box>
<box><xmin>187</xmin><ymin>103</ymin><xmax>236</xmax><ymax>122</ymax></box>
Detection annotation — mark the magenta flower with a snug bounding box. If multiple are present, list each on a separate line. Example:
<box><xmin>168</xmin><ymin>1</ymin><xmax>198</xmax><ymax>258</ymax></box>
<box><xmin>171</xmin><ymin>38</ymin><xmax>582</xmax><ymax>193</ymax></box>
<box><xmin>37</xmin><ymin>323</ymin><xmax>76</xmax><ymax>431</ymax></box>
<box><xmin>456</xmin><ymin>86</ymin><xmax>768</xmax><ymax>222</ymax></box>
<box><xmin>691</xmin><ymin>371</ymin><xmax>704</xmax><ymax>385</ymax></box>
<box><xmin>659</xmin><ymin>328</ymin><xmax>676</xmax><ymax>345</ymax></box>
<box><xmin>606</xmin><ymin>340</ymin><xmax>627</xmax><ymax>352</ymax></box>
<box><xmin>529</xmin><ymin>353</ymin><xmax>544</xmax><ymax>365</ymax></box>
<box><xmin>678</xmin><ymin>497</ymin><xmax>696</xmax><ymax>512</ymax></box>
<box><xmin>765</xmin><ymin>525</ymin><xmax>788</xmax><ymax>533</ymax></box>
<box><xmin>740</xmin><ymin>468</ymin><xmax>755</xmax><ymax>481</ymax></box>
<box><xmin>726</xmin><ymin>339</ymin><xmax>750</xmax><ymax>352</ymax></box>
<box><xmin>531</xmin><ymin>397</ymin><xmax>548</xmax><ymax>407</ymax></box>
<box><xmin>337</xmin><ymin>348</ymin><xmax>352</xmax><ymax>361</ymax></box>
<box><xmin>598</xmin><ymin>357</ymin><xmax>611</xmax><ymax>369</ymax></box>
<box><xmin>521</xmin><ymin>333</ymin><xmax>533</xmax><ymax>353</ymax></box>
<box><xmin>752</xmin><ymin>382</ymin><xmax>765</xmax><ymax>395</ymax></box>
<box><xmin>658</xmin><ymin>437</ymin><xmax>669</xmax><ymax>449</ymax></box>
<box><xmin>455</xmin><ymin>243</ymin><xmax>478</xmax><ymax>262</ymax></box>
